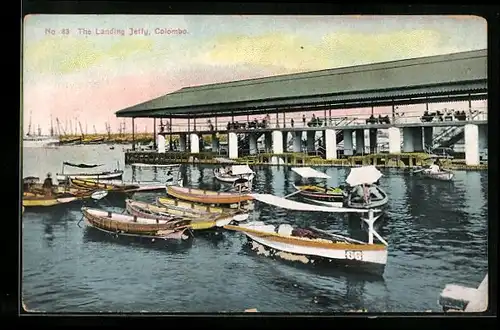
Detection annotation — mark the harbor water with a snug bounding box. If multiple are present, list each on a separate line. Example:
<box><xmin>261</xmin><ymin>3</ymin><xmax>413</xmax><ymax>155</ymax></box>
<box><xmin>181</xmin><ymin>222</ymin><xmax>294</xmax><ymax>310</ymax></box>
<box><xmin>22</xmin><ymin>145</ymin><xmax>488</xmax><ymax>313</ymax></box>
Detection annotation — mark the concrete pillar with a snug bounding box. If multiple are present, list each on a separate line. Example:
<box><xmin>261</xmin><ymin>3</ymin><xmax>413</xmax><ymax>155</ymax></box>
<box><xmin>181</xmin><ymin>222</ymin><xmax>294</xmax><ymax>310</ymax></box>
<box><xmin>387</xmin><ymin>127</ymin><xmax>401</xmax><ymax>154</ymax></box>
<box><xmin>249</xmin><ymin>133</ymin><xmax>258</xmax><ymax>155</ymax></box>
<box><xmin>211</xmin><ymin>133</ymin><xmax>219</xmax><ymax>152</ymax></box>
<box><xmin>355</xmin><ymin>129</ymin><xmax>365</xmax><ymax>154</ymax></box>
<box><xmin>293</xmin><ymin>131</ymin><xmax>302</xmax><ymax>152</ymax></box>
<box><xmin>282</xmin><ymin>131</ymin><xmax>288</xmax><ymax>152</ymax></box>
<box><xmin>264</xmin><ymin>132</ymin><xmax>272</xmax><ymax>152</ymax></box>
<box><xmin>157</xmin><ymin>134</ymin><xmax>166</xmax><ymax>153</ymax></box>
<box><xmin>478</xmin><ymin>125</ymin><xmax>488</xmax><ymax>151</ymax></box>
<box><xmin>306</xmin><ymin>131</ymin><xmax>315</xmax><ymax>152</ymax></box>
<box><xmin>412</xmin><ymin>127</ymin><xmax>423</xmax><ymax>152</ymax></box>
<box><xmin>402</xmin><ymin>128</ymin><xmax>414</xmax><ymax>153</ymax></box>
<box><xmin>272</xmin><ymin>130</ymin><xmax>283</xmax><ymax>154</ymax></box>
<box><xmin>228</xmin><ymin>132</ymin><xmax>238</xmax><ymax>159</ymax></box>
<box><xmin>423</xmin><ymin>127</ymin><xmax>433</xmax><ymax>150</ymax></box>
<box><xmin>324</xmin><ymin>129</ymin><xmax>337</xmax><ymax>160</ymax></box>
<box><xmin>369</xmin><ymin>128</ymin><xmax>377</xmax><ymax>154</ymax></box>
<box><xmin>179</xmin><ymin>134</ymin><xmax>187</xmax><ymax>152</ymax></box>
<box><xmin>464</xmin><ymin>124</ymin><xmax>479</xmax><ymax>166</ymax></box>
<box><xmin>343</xmin><ymin>129</ymin><xmax>354</xmax><ymax>156</ymax></box>
<box><xmin>190</xmin><ymin>134</ymin><xmax>200</xmax><ymax>153</ymax></box>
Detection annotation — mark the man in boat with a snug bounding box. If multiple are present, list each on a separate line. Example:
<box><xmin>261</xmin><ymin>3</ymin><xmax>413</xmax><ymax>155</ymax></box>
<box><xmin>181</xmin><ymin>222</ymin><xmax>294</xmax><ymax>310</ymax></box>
<box><xmin>42</xmin><ymin>173</ymin><xmax>54</xmax><ymax>197</ymax></box>
<box><xmin>427</xmin><ymin>161</ymin><xmax>441</xmax><ymax>173</ymax></box>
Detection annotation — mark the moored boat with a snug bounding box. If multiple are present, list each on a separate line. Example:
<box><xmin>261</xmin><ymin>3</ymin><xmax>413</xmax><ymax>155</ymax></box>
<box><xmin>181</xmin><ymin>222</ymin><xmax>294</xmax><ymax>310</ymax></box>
<box><xmin>69</xmin><ymin>178</ymin><xmax>139</xmax><ymax>192</ymax></box>
<box><xmin>166</xmin><ymin>185</ymin><xmax>253</xmax><ymax>205</ymax></box>
<box><xmin>226</xmin><ymin>193</ymin><xmax>387</xmax><ymax>275</ymax></box>
<box><xmin>56</xmin><ymin>162</ymin><xmax>123</xmax><ymax>182</ymax></box>
<box><xmin>126</xmin><ymin>199</ymin><xmax>248</xmax><ymax>229</ymax></box>
<box><xmin>213</xmin><ymin>160</ymin><xmax>255</xmax><ymax>185</ymax></box>
<box><xmin>291</xmin><ymin>167</ymin><xmax>345</xmax><ymax>207</ymax></box>
<box><xmin>420</xmin><ymin>169</ymin><xmax>454</xmax><ymax>181</ymax></box>
<box><xmin>81</xmin><ymin>207</ymin><xmax>193</xmax><ymax>240</ymax></box>
<box><xmin>22</xmin><ymin>189</ymin><xmax>107</xmax><ymax>207</ymax></box>
<box><xmin>344</xmin><ymin>166</ymin><xmax>388</xmax><ymax>209</ymax></box>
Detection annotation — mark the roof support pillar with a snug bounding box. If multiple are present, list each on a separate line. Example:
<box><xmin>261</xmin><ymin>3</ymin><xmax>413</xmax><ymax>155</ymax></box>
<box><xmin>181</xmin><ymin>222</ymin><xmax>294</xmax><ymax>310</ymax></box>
<box><xmin>132</xmin><ymin>117</ymin><xmax>135</xmax><ymax>151</ymax></box>
<box><xmin>275</xmin><ymin>112</ymin><xmax>279</xmax><ymax>128</ymax></box>
<box><xmin>282</xmin><ymin>111</ymin><xmax>286</xmax><ymax>128</ymax></box>
<box><xmin>193</xmin><ymin>117</ymin><xmax>197</xmax><ymax>131</ymax></box>
<box><xmin>169</xmin><ymin>117</ymin><xmax>173</xmax><ymax>151</ymax></box>
<box><xmin>468</xmin><ymin>93</ymin><xmax>472</xmax><ymax>110</ymax></box>
<box><xmin>153</xmin><ymin>118</ymin><xmax>157</xmax><ymax>149</ymax></box>
<box><xmin>188</xmin><ymin>118</ymin><xmax>190</xmax><ymax>133</ymax></box>
<box><xmin>214</xmin><ymin>116</ymin><xmax>218</xmax><ymax>131</ymax></box>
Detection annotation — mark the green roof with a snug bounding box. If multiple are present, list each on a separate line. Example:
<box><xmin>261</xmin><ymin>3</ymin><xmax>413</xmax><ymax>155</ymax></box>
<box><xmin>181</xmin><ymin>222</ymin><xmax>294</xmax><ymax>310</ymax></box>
<box><xmin>116</xmin><ymin>49</ymin><xmax>487</xmax><ymax>119</ymax></box>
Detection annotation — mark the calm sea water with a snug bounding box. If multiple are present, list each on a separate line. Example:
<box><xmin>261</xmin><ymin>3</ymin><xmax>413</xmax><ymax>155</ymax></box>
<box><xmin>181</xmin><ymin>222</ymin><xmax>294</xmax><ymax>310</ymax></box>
<box><xmin>21</xmin><ymin>144</ymin><xmax>488</xmax><ymax>313</ymax></box>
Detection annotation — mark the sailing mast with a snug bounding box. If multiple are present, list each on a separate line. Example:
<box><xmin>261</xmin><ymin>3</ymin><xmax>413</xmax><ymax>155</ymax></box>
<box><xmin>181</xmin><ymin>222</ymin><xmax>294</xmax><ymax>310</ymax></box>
<box><xmin>27</xmin><ymin>110</ymin><xmax>33</xmax><ymax>136</ymax></box>
<box><xmin>50</xmin><ymin>115</ymin><xmax>54</xmax><ymax>137</ymax></box>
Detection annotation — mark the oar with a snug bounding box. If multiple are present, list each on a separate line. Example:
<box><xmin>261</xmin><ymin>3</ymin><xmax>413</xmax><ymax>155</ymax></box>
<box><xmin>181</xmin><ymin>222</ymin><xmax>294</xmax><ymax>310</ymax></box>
<box><xmin>283</xmin><ymin>189</ymin><xmax>302</xmax><ymax>199</ymax></box>
<box><xmin>412</xmin><ymin>168</ymin><xmax>426</xmax><ymax>174</ymax></box>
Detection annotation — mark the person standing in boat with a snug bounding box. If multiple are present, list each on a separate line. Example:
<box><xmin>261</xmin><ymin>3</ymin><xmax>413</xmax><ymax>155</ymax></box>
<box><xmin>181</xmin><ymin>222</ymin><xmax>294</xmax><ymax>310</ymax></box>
<box><xmin>42</xmin><ymin>173</ymin><xmax>54</xmax><ymax>197</ymax></box>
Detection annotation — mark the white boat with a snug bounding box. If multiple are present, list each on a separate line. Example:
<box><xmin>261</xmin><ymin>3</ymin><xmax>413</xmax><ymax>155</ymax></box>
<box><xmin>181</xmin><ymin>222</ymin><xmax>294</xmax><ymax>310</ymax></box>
<box><xmin>56</xmin><ymin>161</ymin><xmax>123</xmax><ymax>182</ymax></box>
<box><xmin>213</xmin><ymin>163</ymin><xmax>255</xmax><ymax>185</ymax></box>
<box><xmin>344</xmin><ymin>166</ymin><xmax>389</xmax><ymax>209</ymax></box>
<box><xmin>23</xmin><ymin>136</ymin><xmax>59</xmax><ymax>148</ymax></box>
<box><xmin>225</xmin><ymin>193</ymin><xmax>388</xmax><ymax>275</ymax></box>
<box><xmin>420</xmin><ymin>169</ymin><xmax>454</xmax><ymax>181</ymax></box>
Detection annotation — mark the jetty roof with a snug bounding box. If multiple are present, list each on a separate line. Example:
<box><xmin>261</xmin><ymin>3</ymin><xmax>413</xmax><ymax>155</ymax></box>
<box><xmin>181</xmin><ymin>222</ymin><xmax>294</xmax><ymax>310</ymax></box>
<box><xmin>115</xmin><ymin>49</ymin><xmax>487</xmax><ymax>119</ymax></box>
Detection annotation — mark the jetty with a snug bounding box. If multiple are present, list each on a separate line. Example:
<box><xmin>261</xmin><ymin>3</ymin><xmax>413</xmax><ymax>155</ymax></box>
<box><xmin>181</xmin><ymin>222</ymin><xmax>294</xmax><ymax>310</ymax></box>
<box><xmin>113</xmin><ymin>49</ymin><xmax>487</xmax><ymax>169</ymax></box>
<box><xmin>438</xmin><ymin>274</ymin><xmax>488</xmax><ymax>312</ymax></box>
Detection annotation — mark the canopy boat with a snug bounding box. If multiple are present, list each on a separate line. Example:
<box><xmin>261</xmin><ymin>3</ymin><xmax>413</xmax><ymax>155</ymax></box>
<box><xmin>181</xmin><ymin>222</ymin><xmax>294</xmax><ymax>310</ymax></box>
<box><xmin>291</xmin><ymin>167</ymin><xmax>345</xmax><ymax>207</ymax></box>
<box><xmin>225</xmin><ymin>193</ymin><xmax>388</xmax><ymax>275</ymax></box>
<box><xmin>344</xmin><ymin>166</ymin><xmax>388</xmax><ymax>209</ymax></box>
<box><xmin>126</xmin><ymin>199</ymin><xmax>249</xmax><ymax>230</ymax></box>
<box><xmin>81</xmin><ymin>207</ymin><xmax>193</xmax><ymax>241</ymax></box>
<box><xmin>56</xmin><ymin>162</ymin><xmax>123</xmax><ymax>182</ymax></box>
<box><xmin>166</xmin><ymin>185</ymin><xmax>253</xmax><ymax>206</ymax></box>
<box><xmin>213</xmin><ymin>160</ymin><xmax>255</xmax><ymax>184</ymax></box>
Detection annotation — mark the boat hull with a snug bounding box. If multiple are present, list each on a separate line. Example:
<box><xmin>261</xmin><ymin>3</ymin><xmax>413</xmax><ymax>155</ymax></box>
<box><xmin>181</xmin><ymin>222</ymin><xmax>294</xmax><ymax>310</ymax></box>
<box><xmin>156</xmin><ymin>196</ymin><xmax>237</xmax><ymax>215</ymax></box>
<box><xmin>421</xmin><ymin>170</ymin><xmax>454</xmax><ymax>181</ymax></box>
<box><xmin>224</xmin><ymin>224</ymin><xmax>387</xmax><ymax>275</ymax></box>
<box><xmin>85</xmin><ymin>220</ymin><xmax>193</xmax><ymax>241</ymax></box>
<box><xmin>82</xmin><ymin>207</ymin><xmax>188</xmax><ymax>236</ymax></box>
<box><xmin>56</xmin><ymin>171</ymin><xmax>124</xmax><ymax>182</ymax></box>
<box><xmin>166</xmin><ymin>185</ymin><xmax>253</xmax><ymax>205</ymax></box>
<box><xmin>295</xmin><ymin>185</ymin><xmax>345</xmax><ymax>204</ymax></box>
<box><xmin>345</xmin><ymin>186</ymin><xmax>389</xmax><ymax>209</ymax></box>
<box><xmin>70</xmin><ymin>178</ymin><xmax>138</xmax><ymax>192</ymax></box>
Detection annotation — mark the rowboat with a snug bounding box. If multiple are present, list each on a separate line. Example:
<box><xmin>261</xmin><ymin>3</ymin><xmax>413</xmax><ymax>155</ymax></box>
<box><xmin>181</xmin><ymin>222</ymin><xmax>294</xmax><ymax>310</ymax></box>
<box><xmin>131</xmin><ymin>163</ymin><xmax>181</xmax><ymax>168</ymax></box>
<box><xmin>56</xmin><ymin>161</ymin><xmax>123</xmax><ymax>182</ymax></box>
<box><xmin>22</xmin><ymin>189</ymin><xmax>107</xmax><ymax>207</ymax></box>
<box><xmin>226</xmin><ymin>193</ymin><xmax>388</xmax><ymax>275</ymax></box>
<box><xmin>420</xmin><ymin>169</ymin><xmax>454</xmax><ymax>181</ymax></box>
<box><xmin>126</xmin><ymin>199</ymin><xmax>248</xmax><ymax>229</ymax></box>
<box><xmin>290</xmin><ymin>167</ymin><xmax>345</xmax><ymax>207</ymax></box>
<box><xmin>70</xmin><ymin>178</ymin><xmax>139</xmax><ymax>192</ymax></box>
<box><xmin>81</xmin><ymin>207</ymin><xmax>193</xmax><ymax>241</ymax></box>
<box><xmin>344</xmin><ymin>166</ymin><xmax>388</xmax><ymax>209</ymax></box>
<box><xmin>213</xmin><ymin>162</ymin><xmax>255</xmax><ymax>184</ymax></box>
<box><xmin>166</xmin><ymin>185</ymin><xmax>253</xmax><ymax>205</ymax></box>
<box><xmin>156</xmin><ymin>196</ymin><xmax>240</xmax><ymax>215</ymax></box>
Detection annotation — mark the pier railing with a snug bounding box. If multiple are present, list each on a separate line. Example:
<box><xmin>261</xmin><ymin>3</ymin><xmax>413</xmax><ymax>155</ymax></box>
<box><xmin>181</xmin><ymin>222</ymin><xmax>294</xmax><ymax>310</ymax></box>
<box><xmin>153</xmin><ymin>107</ymin><xmax>487</xmax><ymax>134</ymax></box>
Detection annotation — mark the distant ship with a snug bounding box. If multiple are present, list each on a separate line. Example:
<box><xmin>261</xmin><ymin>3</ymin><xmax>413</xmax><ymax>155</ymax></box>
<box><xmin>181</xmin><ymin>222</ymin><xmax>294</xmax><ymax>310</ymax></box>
<box><xmin>23</xmin><ymin>114</ymin><xmax>59</xmax><ymax>148</ymax></box>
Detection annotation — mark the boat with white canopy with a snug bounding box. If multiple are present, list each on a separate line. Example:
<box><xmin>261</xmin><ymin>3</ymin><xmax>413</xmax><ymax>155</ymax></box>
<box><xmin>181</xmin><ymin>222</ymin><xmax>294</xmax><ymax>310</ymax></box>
<box><xmin>224</xmin><ymin>193</ymin><xmax>388</xmax><ymax>275</ymax></box>
<box><xmin>291</xmin><ymin>167</ymin><xmax>346</xmax><ymax>207</ymax></box>
<box><xmin>56</xmin><ymin>162</ymin><xmax>123</xmax><ymax>182</ymax></box>
<box><xmin>344</xmin><ymin>166</ymin><xmax>388</xmax><ymax>209</ymax></box>
<box><xmin>214</xmin><ymin>162</ymin><xmax>255</xmax><ymax>189</ymax></box>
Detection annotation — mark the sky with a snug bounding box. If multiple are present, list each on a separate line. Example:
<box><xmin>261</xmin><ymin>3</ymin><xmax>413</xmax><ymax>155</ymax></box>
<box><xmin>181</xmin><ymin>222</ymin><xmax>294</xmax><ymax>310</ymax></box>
<box><xmin>22</xmin><ymin>15</ymin><xmax>487</xmax><ymax>135</ymax></box>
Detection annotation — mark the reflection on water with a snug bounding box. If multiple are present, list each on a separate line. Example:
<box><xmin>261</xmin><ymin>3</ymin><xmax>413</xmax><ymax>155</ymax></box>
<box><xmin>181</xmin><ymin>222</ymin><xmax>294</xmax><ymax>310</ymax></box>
<box><xmin>22</xmin><ymin>145</ymin><xmax>488</xmax><ymax>312</ymax></box>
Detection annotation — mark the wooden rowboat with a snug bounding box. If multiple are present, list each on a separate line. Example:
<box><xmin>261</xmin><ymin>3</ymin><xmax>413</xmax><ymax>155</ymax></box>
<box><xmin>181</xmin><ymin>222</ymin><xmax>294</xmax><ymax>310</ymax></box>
<box><xmin>421</xmin><ymin>169</ymin><xmax>454</xmax><ymax>181</ymax></box>
<box><xmin>70</xmin><ymin>178</ymin><xmax>139</xmax><ymax>192</ymax></box>
<box><xmin>156</xmin><ymin>196</ymin><xmax>241</xmax><ymax>215</ymax></box>
<box><xmin>22</xmin><ymin>188</ymin><xmax>103</xmax><ymax>207</ymax></box>
<box><xmin>293</xmin><ymin>184</ymin><xmax>345</xmax><ymax>207</ymax></box>
<box><xmin>126</xmin><ymin>199</ymin><xmax>248</xmax><ymax>230</ymax></box>
<box><xmin>166</xmin><ymin>185</ymin><xmax>253</xmax><ymax>205</ymax></box>
<box><xmin>81</xmin><ymin>207</ymin><xmax>192</xmax><ymax>240</ymax></box>
<box><xmin>224</xmin><ymin>221</ymin><xmax>387</xmax><ymax>275</ymax></box>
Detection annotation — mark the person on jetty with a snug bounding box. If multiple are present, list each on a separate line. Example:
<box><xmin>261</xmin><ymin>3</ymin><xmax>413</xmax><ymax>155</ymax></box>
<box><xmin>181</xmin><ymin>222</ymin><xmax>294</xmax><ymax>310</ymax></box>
<box><xmin>42</xmin><ymin>173</ymin><xmax>54</xmax><ymax>197</ymax></box>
